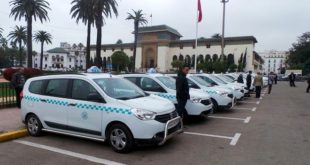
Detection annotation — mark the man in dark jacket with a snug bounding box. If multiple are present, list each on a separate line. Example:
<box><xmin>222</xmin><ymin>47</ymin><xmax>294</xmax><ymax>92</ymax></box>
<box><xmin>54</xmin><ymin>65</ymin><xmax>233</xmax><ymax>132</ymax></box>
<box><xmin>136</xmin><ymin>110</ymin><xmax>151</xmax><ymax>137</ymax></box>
<box><xmin>246</xmin><ymin>71</ymin><xmax>252</xmax><ymax>96</ymax></box>
<box><xmin>237</xmin><ymin>74</ymin><xmax>244</xmax><ymax>84</ymax></box>
<box><xmin>176</xmin><ymin>65</ymin><xmax>190</xmax><ymax>117</ymax></box>
<box><xmin>11</xmin><ymin>69</ymin><xmax>26</xmax><ymax>108</ymax></box>
<box><xmin>306</xmin><ymin>75</ymin><xmax>310</xmax><ymax>93</ymax></box>
<box><xmin>289</xmin><ymin>72</ymin><xmax>296</xmax><ymax>87</ymax></box>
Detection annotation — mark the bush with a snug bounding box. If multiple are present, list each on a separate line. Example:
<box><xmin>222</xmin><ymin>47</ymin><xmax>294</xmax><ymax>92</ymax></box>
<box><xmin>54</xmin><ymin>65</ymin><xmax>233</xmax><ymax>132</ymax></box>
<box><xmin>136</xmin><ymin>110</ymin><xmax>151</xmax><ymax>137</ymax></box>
<box><xmin>3</xmin><ymin>68</ymin><xmax>43</xmax><ymax>81</ymax></box>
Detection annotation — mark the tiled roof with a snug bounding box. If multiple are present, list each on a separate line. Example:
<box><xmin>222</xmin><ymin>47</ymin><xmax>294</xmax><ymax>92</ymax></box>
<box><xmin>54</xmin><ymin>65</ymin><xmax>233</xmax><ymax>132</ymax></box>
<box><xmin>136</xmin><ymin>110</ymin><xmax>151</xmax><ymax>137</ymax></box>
<box><xmin>137</xmin><ymin>25</ymin><xmax>182</xmax><ymax>37</ymax></box>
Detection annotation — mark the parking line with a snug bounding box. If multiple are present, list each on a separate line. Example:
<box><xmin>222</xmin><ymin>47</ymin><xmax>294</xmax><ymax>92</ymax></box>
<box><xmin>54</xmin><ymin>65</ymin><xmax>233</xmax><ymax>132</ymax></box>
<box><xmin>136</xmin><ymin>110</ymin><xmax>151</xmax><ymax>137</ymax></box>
<box><xmin>184</xmin><ymin>132</ymin><xmax>242</xmax><ymax>146</ymax></box>
<box><xmin>14</xmin><ymin>140</ymin><xmax>126</xmax><ymax>165</ymax></box>
<box><xmin>209</xmin><ymin>115</ymin><xmax>251</xmax><ymax>123</ymax></box>
<box><xmin>233</xmin><ymin>107</ymin><xmax>256</xmax><ymax>112</ymax></box>
<box><xmin>239</xmin><ymin>101</ymin><xmax>260</xmax><ymax>104</ymax></box>
<box><xmin>252</xmin><ymin>107</ymin><xmax>257</xmax><ymax>111</ymax></box>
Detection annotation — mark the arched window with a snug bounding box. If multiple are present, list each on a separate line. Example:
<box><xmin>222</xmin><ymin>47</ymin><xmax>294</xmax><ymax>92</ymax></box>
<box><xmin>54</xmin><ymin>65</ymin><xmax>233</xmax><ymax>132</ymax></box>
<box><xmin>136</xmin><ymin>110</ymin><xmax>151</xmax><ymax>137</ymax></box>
<box><xmin>227</xmin><ymin>54</ymin><xmax>235</xmax><ymax>66</ymax></box>
<box><xmin>179</xmin><ymin>55</ymin><xmax>184</xmax><ymax>61</ymax></box>
<box><xmin>191</xmin><ymin>55</ymin><xmax>195</xmax><ymax>67</ymax></box>
<box><xmin>185</xmin><ymin>55</ymin><xmax>191</xmax><ymax>66</ymax></box>
<box><xmin>205</xmin><ymin>54</ymin><xmax>211</xmax><ymax>62</ymax></box>
<box><xmin>173</xmin><ymin>55</ymin><xmax>178</xmax><ymax>61</ymax></box>
<box><xmin>212</xmin><ymin>54</ymin><xmax>218</xmax><ymax>62</ymax></box>
<box><xmin>198</xmin><ymin>54</ymin><xmax>204</xmax><ymax>64</ymax></box>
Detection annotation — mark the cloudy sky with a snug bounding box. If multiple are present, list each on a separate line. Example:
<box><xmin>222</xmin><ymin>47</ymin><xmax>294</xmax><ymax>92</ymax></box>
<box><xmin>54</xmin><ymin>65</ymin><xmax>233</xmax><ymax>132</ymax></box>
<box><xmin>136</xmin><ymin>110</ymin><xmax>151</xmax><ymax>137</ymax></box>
<box><xmin>0</xmin><ymin>0</ymin><xmax>309</xmax><ymax>53</ymax></box>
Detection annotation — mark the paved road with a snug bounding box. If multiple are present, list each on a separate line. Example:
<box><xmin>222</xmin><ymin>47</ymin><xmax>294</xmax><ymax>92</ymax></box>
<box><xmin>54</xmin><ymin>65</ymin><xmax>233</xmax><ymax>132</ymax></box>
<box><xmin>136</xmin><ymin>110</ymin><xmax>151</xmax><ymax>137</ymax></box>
<box><xmin>0</xmin><ymin>81</ymin><xmax>309</xmax><ymax>165</ymax></box>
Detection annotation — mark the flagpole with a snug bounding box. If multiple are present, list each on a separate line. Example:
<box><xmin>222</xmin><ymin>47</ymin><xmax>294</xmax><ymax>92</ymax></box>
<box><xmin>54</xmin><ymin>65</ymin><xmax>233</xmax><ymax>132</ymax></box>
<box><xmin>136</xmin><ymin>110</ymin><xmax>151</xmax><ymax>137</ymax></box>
<box><xmin>194</xmin><ymin>0</ymin><xmax>199</xmax><ymax>73</ymax></box>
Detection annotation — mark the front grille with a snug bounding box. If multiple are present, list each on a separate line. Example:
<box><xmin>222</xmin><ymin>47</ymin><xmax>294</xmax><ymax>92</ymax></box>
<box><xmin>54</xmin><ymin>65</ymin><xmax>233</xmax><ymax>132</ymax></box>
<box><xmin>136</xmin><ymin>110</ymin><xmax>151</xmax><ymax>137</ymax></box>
<box><xmin>228</xmin><ymin>94</ymin><xmax>234</xmax><ymax>98</ymax></box>
<box><xmin>201</xmin><ymin>99</ymin><xmax>211</xmax><ymax>106</ymax></box>
<box><xmin>154</xmin><ymin>110</ymin><xmax>178</xmax><ymax>123</ymax></box>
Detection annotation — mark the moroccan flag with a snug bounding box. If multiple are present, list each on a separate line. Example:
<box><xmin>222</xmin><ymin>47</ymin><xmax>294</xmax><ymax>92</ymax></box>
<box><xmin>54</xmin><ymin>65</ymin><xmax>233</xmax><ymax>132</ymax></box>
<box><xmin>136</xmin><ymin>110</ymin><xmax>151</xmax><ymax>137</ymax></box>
<box><xmin>198</xmin><ymin>0</ymin><xmax>203</xmax><ymax>22</ymax></box>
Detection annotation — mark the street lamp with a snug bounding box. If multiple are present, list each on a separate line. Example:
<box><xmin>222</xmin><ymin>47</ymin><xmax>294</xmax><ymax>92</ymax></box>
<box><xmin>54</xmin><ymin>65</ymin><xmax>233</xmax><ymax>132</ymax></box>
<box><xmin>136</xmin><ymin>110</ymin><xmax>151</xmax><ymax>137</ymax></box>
<box><xmin>221</xmin><ymin>0</ymin><xmax>229</xmax><ymax>61</ymax></box>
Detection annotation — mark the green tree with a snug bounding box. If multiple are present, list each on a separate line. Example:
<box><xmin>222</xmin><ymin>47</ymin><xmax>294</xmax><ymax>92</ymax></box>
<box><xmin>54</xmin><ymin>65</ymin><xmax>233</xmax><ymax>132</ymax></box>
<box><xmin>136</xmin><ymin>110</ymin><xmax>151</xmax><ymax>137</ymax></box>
<box><xmin>171</xmin><ymin>60</ymin><xmax>185</xmax><ymax>70</ymax></box>
<box><xmin>8</xmin><ymin>25</ymin><xmax>27</xmax><ymax>67</ymax></box>
<box><xmin>229</xmin><ymin>64</ymin><xmax>237</xmax><ymax>72</ymax></box>
<box><xmin>111</xmin><ymin>51</ymin><xmax>130</xmax><ymax>72</ymax></box>
<box><xmin>71</xmin><ymin>0</ymin><xmax>96</xmax><ymax>69</ymax></box>
<box><xmin>126</xmin><ymin>9</ymin><xmax>148</xmax><ymax>72</ymax></box>
<box><xmin>94</xmin><ymin>0</ymin><xmax>118</xmax><ymax>67</ymax></box>
<box><xmin>33</xmin><ymin>30</ymin><xmax>52</xmax><ymax>70</ymax></box>
<box><xmin>10</xmin><ymin>0</ymin><xmax>50</xmax><ymax>68</ymax></box>
<box><xmin>287</xmin><ymin>32</ymin><xmax>310</xmax><ymax>75</ymax></box>
<box><xmin>237</xmin><ymin>53</ymin><xmax>243</xmax><ymax>72</ymax></box>
<box><xmin>211</xmin><ymin>33</ymin><xmax>222</xmax><ymax>39</ymax></box>
<box><xmin>0</xmin><ymin>37</ymin><xmax>8</xmax><ymax>49</ymax></box>
<box><xmin>116</xmin><ymin>39</ymin><xmax>123</xmax><ymax>44</ymax></box>
<box><xmin>0</xmin><ymin>27</ymin><xmax>3</xmax><ymax>39</ymax></box>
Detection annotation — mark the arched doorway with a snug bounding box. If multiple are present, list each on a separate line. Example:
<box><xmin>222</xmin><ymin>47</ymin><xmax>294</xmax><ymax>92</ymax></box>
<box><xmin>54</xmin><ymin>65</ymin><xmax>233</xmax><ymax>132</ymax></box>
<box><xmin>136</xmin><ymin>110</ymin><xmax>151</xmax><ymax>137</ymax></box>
<box><xmin>143</xmin><ymin>48</ymin><xmax>156</xmax><ymax>68</ymax></box>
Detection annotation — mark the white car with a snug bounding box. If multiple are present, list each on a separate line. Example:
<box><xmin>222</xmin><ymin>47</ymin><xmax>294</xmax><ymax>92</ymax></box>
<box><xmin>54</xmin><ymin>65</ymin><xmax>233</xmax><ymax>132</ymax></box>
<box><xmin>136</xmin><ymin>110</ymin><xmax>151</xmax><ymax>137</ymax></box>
<box><xmin>121</xmin><ymin>74</ymin><xmax>213</xmax><ymax>117</ymax></box>
<box><xmin>20</xmin><ymin>73</ymin><xmax>182</xmax><ymax>153</ymax></box>
<box><xmin>196</xmin><ymin>74</ymin><xmax>244</xmax><ymax>101</ymax></box>
<box><xmin>166</xmin><ymin>74</ymin><xmax>234</xmax><ymax>111</ymax></box>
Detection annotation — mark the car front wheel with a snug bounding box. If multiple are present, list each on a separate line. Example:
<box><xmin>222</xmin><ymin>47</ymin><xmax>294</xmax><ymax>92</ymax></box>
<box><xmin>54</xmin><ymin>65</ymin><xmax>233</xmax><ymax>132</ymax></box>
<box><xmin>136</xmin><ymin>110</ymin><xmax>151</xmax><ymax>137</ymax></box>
<box><xmin>108</xmin><ymin>123</ymin><xmax>134</xmax><ymax>153</ymax></box>
<box><xmin>26</xmin><ymin>114</ymin><xmax>43</xmax><ymax>136</ymax></box>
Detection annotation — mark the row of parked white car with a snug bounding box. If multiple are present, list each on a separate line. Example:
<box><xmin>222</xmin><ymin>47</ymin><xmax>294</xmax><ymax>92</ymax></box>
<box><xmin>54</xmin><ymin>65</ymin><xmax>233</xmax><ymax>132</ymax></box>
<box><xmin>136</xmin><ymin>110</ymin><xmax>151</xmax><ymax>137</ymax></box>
<box><xmin>20</xmin><ymin>71</ymin><xmax>260</xmax><ymax>153</ymax></box>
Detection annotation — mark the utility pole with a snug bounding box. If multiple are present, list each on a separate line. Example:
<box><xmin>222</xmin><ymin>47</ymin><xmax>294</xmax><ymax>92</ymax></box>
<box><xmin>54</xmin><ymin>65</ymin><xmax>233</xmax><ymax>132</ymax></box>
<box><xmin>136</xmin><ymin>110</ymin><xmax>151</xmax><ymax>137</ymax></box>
<box><xmin>221</xmin><ymin>0</ymin><xmax>229</xmax><ymax>61</ymax></box>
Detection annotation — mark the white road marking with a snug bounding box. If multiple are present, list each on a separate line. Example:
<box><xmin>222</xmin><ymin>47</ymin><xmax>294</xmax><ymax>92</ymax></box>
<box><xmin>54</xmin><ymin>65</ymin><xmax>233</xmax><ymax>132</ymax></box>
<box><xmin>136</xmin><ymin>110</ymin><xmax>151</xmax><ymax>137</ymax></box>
<box><xmin>233</xmin><ymin>107</ymin><xmax>255</xmax><ymax>112</ymax></box>
<box><xmin>184</xmin><ymin>132</ymin><xmax>242</xmax><ymax>146</ymax></box>
<box><xmin>244</xmin><ymin>116</ymin><xmax>251</xmax><ymax>123</ymax></box>
<box><xmin>230</xmin><ymin>133</ymin><xmax>242</xmax><ymax>146</ymax></box>
<box><xmin>257</xmin><ymin>101</ymin><xmax>260</xmax><ymax>104</ymax></box>
<box><xmin>259</xmin><ymin>97</ymin><xmax>263</xmax><ymax>100</ymax></box>
<box><xmin>238</xmin><ymin>101</ymin><xmax>260</xmax><ymax>104</ymax></box>
<box><xmin>252</xmin><ymin>107</ymin><xmax>257</xmax><ymax>111</ymax></box>
<box><xmin>209</xmin><ymin>115</ymin><xmax>251</xmax><ymax>123</ymax></box>
<box><xmin>14</xmin><ymin>140</ymin><xmax>126</xmax><ymax>165</ymax></box>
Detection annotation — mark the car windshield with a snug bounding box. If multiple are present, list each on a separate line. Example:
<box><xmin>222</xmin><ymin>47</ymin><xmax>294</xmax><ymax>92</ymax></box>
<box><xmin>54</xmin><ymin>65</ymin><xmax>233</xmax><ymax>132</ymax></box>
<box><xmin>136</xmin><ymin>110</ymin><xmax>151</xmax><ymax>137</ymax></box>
<box><xmin>209</xmin><ymin>75</ymin><xmax>227</xmax><ymax>84</ymax></box>
<box><xmin>94</xmin><ymin>78</ymin><xmax>147</xmax><ymax>100</ymax></box>
<box><xmin>156</xmin><ymin>76</ymin><xmax>176</xmax><ymax>90</ymax></box>
<box><xmin>220</xmin><ymin>75</ymin><xmax>234</xmax><ymax>83</ymax></box>
<box><xmin>191</xmin><ymin>76</ymin><xmax>212</xmax><ymax>87</ymax></box>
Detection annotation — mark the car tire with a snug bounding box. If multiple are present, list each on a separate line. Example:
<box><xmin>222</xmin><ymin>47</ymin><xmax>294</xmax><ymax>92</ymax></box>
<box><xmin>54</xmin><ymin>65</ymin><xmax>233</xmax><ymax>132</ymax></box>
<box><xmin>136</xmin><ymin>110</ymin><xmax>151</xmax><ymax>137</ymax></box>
<box><xmin>108</xmin><ymin>123</ymin><xmax>134</xmax><ymax>153</ymax></box>
<box><xmin>26</xmin><ymin>114</ymin><xmax>43</xmax><ymax>137</ymax></box>
<box><xmin>211</xmin><ymin>98</ymin><xmax>218</xmax><ymax>112</ymax></box>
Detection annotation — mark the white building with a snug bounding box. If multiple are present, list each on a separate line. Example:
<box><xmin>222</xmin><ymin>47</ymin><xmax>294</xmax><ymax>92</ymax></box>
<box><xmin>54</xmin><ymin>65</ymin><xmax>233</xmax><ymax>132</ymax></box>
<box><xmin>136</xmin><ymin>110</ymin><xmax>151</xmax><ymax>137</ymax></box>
<box><xmin>33</xmin><ymin>42</ymin><xmax>86</xmax><ymax>70</ymax></box>
<box><xmin>260</xmin><ymin>50</ymin><xmax>289</xmax><ymax>74</ymax></box>
<box><xmin>89</xmin><ymin>25</ymin><xmax>263</xmax><ymax>72</ymax></box>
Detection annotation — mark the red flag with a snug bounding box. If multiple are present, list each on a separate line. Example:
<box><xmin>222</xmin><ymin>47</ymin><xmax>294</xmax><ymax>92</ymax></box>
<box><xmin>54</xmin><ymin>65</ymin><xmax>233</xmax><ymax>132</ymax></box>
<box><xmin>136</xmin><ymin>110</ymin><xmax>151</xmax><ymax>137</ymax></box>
<box><xmin>198</xmin><ymin>0</ymin><xmax>203</xmax><ymax>23</ymax></box>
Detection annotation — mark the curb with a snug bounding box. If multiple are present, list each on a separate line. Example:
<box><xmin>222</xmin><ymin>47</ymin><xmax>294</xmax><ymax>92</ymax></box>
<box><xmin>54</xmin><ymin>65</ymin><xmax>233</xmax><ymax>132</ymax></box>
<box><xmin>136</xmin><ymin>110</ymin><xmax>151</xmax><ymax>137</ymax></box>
<box><xmin>0</xmin><ymin>129</ymin><xmax>28</xmax><ymax>142</ymax></box>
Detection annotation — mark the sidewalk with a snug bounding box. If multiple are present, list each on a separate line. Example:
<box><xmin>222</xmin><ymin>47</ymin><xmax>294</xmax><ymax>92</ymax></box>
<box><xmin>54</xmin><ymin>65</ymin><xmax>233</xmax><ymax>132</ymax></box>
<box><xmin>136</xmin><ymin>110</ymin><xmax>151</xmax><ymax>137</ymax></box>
<box><xmin>0</xmin><ymin>107</ymin><xmax>27</xmax><ymax>142</ymax></box>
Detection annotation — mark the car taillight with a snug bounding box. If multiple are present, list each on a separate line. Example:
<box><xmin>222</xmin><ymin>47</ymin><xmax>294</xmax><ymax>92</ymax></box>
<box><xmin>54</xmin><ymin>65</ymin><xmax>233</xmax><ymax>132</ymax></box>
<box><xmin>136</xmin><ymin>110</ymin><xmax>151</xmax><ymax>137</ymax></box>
<box><xmin>20</xmin><ymin>91</ymin><xmax>24</xmax><ymax>99</ymax></box>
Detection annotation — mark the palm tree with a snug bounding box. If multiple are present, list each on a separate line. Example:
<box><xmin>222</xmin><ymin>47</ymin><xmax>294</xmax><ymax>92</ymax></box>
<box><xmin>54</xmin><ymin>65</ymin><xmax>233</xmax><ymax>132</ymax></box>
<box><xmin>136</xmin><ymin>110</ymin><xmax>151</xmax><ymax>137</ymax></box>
<box><xmin>8</xmin><ymin>25</ymin><xmax>27</xmax><ymax>67</ymax></box>
<box><xmin>71</xmin><ymin>0</ymin><xmax>96</xmax><ymax>69</ymax></box>
<box><xmin>0</xmin><ymin>27</ymin><xmax>3</xmax><ymax>39</ymax></box>
<box><xmin>0</xmin><ymin>37</ymin><xmax>8</xmax><ymax>49</ymax></box>
<box><xmin>126</xmin><ymin>10</ymin><xmax>148</xmax><ymax>72</ymax></box>
<box><xmin>10</xmin><ymin>0</ymin><xmax>50</xmax><ymax>68</ymax></box>
<box><xmin>33</xmin><ymin>30</ymin><xmax>52</xmax><ymax>70</ymax></box>
<box><xmin>94</xmin><ymin>0</ymin><xmax>118</xmax><ymax>67</ymax></box>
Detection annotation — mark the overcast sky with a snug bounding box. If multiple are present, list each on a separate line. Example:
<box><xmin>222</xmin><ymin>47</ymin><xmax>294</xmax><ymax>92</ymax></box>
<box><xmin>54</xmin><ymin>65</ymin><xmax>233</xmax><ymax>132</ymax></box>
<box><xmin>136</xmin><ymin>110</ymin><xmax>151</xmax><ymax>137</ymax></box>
<box><xmin>0</xmin><ymin>0</ymin><xmax>309</xmax><ymax>53</ymax></box>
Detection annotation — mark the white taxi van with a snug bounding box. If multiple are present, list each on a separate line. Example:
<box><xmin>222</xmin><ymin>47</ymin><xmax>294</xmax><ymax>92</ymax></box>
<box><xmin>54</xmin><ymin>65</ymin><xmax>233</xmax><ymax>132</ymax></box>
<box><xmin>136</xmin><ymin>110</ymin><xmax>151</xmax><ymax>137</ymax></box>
<box><xmin>20</xmin><ymin>73</ymin><xmax>182</xmax><ymax>153</ymax></box>
<box><xmin>120</xmin><ymin>73</ymin><xmax>213</xmax><ymax>117</ymax></box>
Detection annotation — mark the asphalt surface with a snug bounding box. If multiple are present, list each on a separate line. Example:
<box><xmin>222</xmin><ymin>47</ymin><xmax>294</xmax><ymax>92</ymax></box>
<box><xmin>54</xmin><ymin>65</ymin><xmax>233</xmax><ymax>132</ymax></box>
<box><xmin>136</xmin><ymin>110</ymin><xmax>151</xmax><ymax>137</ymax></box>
<box><xmin>1</xmin><ymin>81</ymin><xmax>309</xmax><ymax>165</ymax></box>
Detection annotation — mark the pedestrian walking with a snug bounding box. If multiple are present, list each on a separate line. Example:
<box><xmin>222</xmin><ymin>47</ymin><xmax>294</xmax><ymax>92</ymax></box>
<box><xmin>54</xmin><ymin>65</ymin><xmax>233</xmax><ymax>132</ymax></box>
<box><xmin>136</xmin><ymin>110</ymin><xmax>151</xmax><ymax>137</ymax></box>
<box><xmin>253</xmin><ymin>72</ymin><xmax>263</xmax><ymax>98</ymax></box>
<box><xmin>274</xmin><ymin>74</ymin><xmax>278</xmax><ymax>84</ymax></box>
<box><xmin>289</xmin><ymin>72</ymin><xmax>296</xmax><ymax>87</ymax></box>
<box><xmin>306</xmin><ymin>75</ymin><xmax>310</xmax><ymax>93</ymax></box>
<box><xmin>268</xmin><ymin>72</ymin><xmax>274</xmax><ymax>94</ymax></box>
<box><xmin>246</xmin><ymin>71</ymin><xmax>252</xmax><ymax>97</ymax></box>
<box><xmin>10</xmin><ymin>69</ymin><xmax>26</xmax><ymax>108</ymax></box>
<box><xmin>237</xmin><ymin>74</ymin><xmax>244</xmax><ymax>84</ymax></box>
<box><xmin>176</xmin><ymin>65</ymin><xmax>190</xmax><ymax>118</ymax></box>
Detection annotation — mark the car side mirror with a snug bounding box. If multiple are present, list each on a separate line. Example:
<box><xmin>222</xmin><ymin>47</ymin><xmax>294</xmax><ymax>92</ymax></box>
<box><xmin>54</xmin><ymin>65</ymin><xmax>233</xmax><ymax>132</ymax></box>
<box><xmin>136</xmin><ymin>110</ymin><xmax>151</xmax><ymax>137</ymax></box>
<box><xmin>87</xmin><ymin>93</ymin><xmax>106</xmax><ymax>103</ymax></box>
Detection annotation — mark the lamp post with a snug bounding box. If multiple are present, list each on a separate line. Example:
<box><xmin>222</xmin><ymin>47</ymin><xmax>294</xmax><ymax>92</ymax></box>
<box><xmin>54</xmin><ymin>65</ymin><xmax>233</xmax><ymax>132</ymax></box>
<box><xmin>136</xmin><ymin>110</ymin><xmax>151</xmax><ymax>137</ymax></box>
<box><xmin>221</xmin><ymin>0</ymin><xmax>229</xmax><ymax>61</ymax></box>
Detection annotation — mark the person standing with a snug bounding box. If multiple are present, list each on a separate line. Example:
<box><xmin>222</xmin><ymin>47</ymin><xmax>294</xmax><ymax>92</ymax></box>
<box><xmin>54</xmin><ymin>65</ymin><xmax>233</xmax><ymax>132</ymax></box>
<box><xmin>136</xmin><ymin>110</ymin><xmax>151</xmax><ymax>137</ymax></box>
<box><xmin>253</xmin><ymin>72</ymin><xmax>263</xmax><ymax>98</ymax></box>
<box><xmin>176</xmin><ymin>65</ymin><xmax>190</xmax><ymax>118</ymax></box>
<box><xmin>306</xmin><ymin>75</ymin><xmax>310</xmax><ymax>93</ymax></box>
<box><xmin>237</xmin><ymin>74</ymin><xmax>244</xmax><ymax>84</ymax></box>
<box><xmin>268</xmin><ymin>72</ymin><xmax>274</xmax><ymax>94</ymax></box>
<box><xmin>246</xmin><ymin>71</ymin><xmax>252</xmax><ymax>97</ymax></box>
<box><xmin>11</xmin><ymin>69</ymin><xmax>26</xmax><ymax>108</ymax></box>
<box><xmin>274</xmin><ymin>74</ymin><xmax>278</xmax><ymax>84</ymax></box>
<box><xmin>289</xmin><ymin>72</ymin><xmax>296</xmax><ymax>87</ymax></box>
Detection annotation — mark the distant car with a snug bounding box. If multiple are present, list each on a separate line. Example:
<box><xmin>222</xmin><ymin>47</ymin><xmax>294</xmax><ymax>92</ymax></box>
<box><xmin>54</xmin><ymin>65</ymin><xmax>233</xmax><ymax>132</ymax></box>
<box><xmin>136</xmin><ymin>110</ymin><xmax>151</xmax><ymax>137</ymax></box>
<box><xmin>21</xmin><ymin>73</ymin><xmax>182</xmax><ymax>153</ymax></box>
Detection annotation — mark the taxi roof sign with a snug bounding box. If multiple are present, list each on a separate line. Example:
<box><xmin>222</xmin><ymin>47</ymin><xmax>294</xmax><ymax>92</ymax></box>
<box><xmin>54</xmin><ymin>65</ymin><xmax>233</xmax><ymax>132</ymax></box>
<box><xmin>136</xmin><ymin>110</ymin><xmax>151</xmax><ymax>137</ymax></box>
<box><xmin>87</xmin><ymin>66</ymin><xmax>102</xmax><ymax>73</ymax></box>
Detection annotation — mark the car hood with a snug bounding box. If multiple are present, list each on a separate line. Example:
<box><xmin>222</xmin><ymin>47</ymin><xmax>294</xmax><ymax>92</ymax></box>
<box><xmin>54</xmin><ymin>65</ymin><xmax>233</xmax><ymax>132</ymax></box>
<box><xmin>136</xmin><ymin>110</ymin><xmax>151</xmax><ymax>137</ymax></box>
<box><xmin>189</xmin><ymin>89</ymin><xmax>211</xmax><ymax>100</ymax></box>
<box><xmin>118</xmin><ymin>95</ymin><xmax>175</xmax><ymax>114</ymax></box>
<box><xmin>201</xmin><ymin>86</ymin><xmax>232</xmax><ymax>94</ymax></box>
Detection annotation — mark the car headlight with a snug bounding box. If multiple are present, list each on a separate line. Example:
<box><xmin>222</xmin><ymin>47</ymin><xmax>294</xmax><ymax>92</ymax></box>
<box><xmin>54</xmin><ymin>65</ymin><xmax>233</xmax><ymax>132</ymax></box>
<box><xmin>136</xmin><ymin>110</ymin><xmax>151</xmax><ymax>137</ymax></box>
<box><xmin>131</xmin><ymin>108</ymin><xmax>156</xmax><ymax>120</ymax></box>
<box><xmin>191</xmin><ymin>98</ymin><xmax>202</xmax><ymax>103</ymax></box>
<box><xmin>216</xmin><ymin>91</ymin><xmax>228</xmax><ymax>96</ymax></box>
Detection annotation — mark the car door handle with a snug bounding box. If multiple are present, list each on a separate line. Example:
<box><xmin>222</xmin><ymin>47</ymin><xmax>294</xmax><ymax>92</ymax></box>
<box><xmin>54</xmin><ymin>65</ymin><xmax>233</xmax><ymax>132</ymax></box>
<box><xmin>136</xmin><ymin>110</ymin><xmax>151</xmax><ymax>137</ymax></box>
<box><xmin>68</xmin><ymin>103</ymin><xmax>77</xmax><ymax>106</ymax></box>
<box><xmin>40</xmin><ymin>99</ymin><xmax>47</xmax><ymax>102</ymax></box>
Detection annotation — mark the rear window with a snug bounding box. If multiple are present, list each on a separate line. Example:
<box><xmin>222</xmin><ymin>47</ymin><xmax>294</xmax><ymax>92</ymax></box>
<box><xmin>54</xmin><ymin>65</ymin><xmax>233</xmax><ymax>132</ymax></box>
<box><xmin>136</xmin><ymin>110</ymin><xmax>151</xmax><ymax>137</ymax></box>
<box><xmin>45</xmin><ymin>79</ymin><xmax>69</xmax><ymax>97</ymax></box>
<box><xmin>29</xmin><ymin>80</ymin><xmax>44</xmax><ymax>94</ymax></box>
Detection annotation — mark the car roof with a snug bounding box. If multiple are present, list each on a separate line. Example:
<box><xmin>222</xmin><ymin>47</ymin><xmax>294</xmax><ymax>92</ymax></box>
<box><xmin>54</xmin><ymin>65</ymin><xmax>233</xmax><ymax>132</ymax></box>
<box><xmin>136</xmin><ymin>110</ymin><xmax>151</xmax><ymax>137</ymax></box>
<box><xmin>28</xmin><ymin>73</ymin><xmax>118</xmax><ymax>81</ymax></box>
<box><xmin>121</xmin><ymin>73</ymin><xmax>165</xmax><ymax>78</ymax></box>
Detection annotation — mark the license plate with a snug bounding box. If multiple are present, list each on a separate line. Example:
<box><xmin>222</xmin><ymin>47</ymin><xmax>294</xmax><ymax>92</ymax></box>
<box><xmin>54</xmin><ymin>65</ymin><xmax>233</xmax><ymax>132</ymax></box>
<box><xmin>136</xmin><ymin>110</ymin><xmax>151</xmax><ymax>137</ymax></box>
<box><xmin>168</xmin><ymin>119</ymin><xmax>179</xmax><ymax>129</ymax></box>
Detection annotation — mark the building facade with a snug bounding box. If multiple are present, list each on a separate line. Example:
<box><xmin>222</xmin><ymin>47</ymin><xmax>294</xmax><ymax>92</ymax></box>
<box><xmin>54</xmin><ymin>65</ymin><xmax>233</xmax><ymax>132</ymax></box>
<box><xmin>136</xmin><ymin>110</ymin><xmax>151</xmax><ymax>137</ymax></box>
<box><xmin>260</xmin><ymin>50</ymin><xmax>289</xmax><ymax>74</ymax></box>
<box><xmin>89</xmin><ymin>25</ymin><xmax>262</xmax><ymax>73</ymax></box>
<box><xmin>33</xmin><ymin>42</ymin><xmax>86</xmax><ymax>70</ymax></box>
